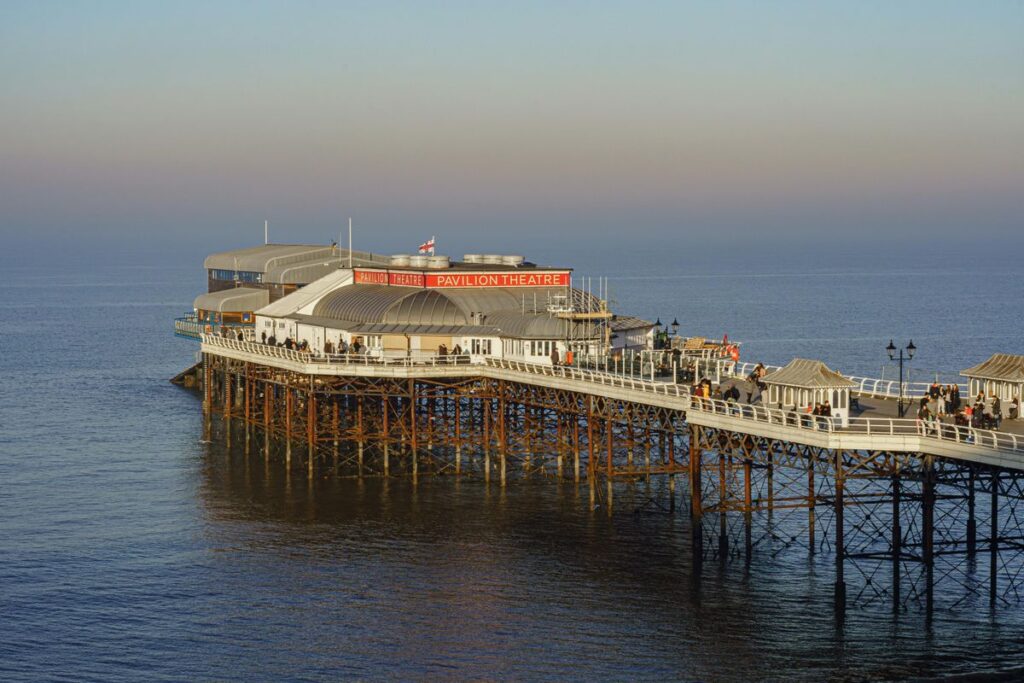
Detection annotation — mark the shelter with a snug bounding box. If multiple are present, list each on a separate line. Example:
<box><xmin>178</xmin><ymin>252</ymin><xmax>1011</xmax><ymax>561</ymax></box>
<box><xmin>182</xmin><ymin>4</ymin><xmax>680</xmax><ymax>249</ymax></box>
<box><xmin>192</xmin><ymin>287</ymin><xmax>269</xmax><ymax>327</ymax></box>
<box><xmin>962</xmin><ymin>354</ymin><xmax>1024</xmax><ymax>416</ymax></box>
<box><xmin>762</xmin><ymin>359</ymin><xmax>856</xmax><ymax>426</ymax></box>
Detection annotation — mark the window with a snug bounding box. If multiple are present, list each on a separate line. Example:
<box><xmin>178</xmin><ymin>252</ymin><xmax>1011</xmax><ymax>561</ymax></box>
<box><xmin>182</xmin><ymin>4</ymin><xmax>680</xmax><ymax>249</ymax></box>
<box><xmin>530</xmin><ymin>340</ymin><xmax>553</xmax><ymax>357</ymax></box>
<box><xmin>209</xmin><ymin>269</ymin><xmax>263</xmax><ymax>283</ymax></box>
<box><xmin>470</xmin><ymin>338</ymin><xmax>492</xmax><ymax>355</ymax></box>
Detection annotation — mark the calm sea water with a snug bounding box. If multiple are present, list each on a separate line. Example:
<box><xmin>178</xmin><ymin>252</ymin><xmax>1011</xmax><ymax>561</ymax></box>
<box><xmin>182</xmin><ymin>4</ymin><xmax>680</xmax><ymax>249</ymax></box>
<box><xmin>3</xmin><ymin>250</ymin><xmax>1023</xmax><ymax>682</ymax></box>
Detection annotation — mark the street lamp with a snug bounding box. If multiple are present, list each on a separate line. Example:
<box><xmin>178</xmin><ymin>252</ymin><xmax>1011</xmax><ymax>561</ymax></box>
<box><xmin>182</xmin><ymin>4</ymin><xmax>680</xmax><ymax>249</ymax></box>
<box><xmin>886</xmin><ymin>339</ymin><xmax>916</xmax><ymax>417</ymax></box>
<box><xmin>671</xmin><ymin>318</ymin><xmax>680</xmax><ymax>335</ymax></box>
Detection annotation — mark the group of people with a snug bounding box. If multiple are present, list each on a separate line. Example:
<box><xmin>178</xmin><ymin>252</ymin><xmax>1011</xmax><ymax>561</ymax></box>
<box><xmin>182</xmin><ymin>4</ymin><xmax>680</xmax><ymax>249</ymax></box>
<box><xmin>919</xmin><ymin>387</ymin><xmax>1021</xmax><ymax>431</ymax></box>
<box><xmin>436</xmin><ymin>343</ymin><xmax>465</xmax><ymax>356</ymax></box>
<box><xmin>258</xmin><ymin>331</ymin><xmax>364</xmax><ymax>356</ymax></box>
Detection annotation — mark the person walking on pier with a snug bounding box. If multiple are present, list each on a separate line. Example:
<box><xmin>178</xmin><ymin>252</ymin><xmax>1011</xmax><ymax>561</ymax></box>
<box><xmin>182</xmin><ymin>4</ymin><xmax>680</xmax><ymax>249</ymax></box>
<box><xmin>261</xmin><ymin>331</ymin><xmax>267</xmax><ymax>344</ymax></box>
<box><xmin>550</xmin><ymin>347</ymin><xmax>560</xmax><ymax>366</ymax></box>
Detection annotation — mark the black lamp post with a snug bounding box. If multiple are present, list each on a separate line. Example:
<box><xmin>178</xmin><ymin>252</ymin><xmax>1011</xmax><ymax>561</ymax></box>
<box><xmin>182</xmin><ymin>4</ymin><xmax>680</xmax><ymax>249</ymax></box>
<box><xmin>671</xmin><ymin>318</ymin><xmax>680</xmax><ymax>335</ymax></box>
<box><xmin>886</xmin><ymin>339</ymin><xmax>917</xmax><ymax>417</ymax></box>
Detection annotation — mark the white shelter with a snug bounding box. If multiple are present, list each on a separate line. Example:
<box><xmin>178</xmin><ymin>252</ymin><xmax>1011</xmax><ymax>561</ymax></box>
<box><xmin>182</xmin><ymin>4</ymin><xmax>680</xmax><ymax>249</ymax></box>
<box><xmin>762</xmin><ymin>359</ymin><xmax>856</xmax><ymax>427</ymax></box>
<box><xmin>962</xmin><ymin>354</ymin><xmax>1024</xmax><ymax>418</ymax></box>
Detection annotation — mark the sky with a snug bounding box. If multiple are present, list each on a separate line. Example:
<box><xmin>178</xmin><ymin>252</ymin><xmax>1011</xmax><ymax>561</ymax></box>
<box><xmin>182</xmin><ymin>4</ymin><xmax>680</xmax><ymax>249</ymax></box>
<box><xmin>1</xmin><ymin>1</ymin><xmax>1022</xmax><ymax>263</ymax></box>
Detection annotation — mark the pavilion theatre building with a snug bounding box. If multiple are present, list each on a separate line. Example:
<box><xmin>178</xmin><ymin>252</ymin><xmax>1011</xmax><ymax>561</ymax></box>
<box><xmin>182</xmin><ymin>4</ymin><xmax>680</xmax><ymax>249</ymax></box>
<box><xmin>203</xmin><ymin>247</ymin><xmax>655</xmax><ymax>364</ymax></box>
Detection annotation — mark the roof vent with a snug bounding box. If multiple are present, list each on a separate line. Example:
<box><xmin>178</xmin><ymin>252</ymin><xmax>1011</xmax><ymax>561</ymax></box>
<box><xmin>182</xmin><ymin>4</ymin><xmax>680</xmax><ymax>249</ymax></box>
<box><xmin>482</xmin><ymin>254</ymin><xmax>503</xmax><ymax>264</ymax></box>
<box><xmin>462</xmin><ymin>254</ymin><xmax>483</xmax><ymax>263</ymax></box>
<box><xmin>427</xmin><ymin>255</ymin><xmax>450</xmax><ymax>269</ymax></box>
<box><xmin>501</xmin><ymin>255</ymin><xmax>525</xmax><ymax>266</ymax></box>
<box><xmin>408</xmin><ymin>255</ymin><xmax>429</xmax><ymax>268</ymax></box>
<box><xmin>390</xmin><ymin>254</ymin><xmax>411</xmax><ymax>267</ymax></box>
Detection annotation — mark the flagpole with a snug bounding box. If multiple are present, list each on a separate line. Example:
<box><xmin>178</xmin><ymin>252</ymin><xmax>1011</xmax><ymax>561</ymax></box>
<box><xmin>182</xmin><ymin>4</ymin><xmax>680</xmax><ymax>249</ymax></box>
<box><xmin>264</xmin><ymin>219</ymin><xmax>268</xmax><ymax>245</ymax></box>
<box><xmin>348</xmin><ymin>217</ymin><xmax>353</xmax><ymax>268</ymax></box>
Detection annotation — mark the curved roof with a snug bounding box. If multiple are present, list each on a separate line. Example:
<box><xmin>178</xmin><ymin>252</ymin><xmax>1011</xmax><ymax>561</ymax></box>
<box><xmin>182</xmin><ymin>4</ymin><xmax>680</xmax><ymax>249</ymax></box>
<box><xmin>763</xmin><ymin>359</ymin><xmax>856</xmax><ymax>388</ymax></box>
<box><xmin>204</xmin><ymin>244</ymin><xmax>391</xmax><ymax>283</ymax></box>
<box><xmin>485</xmin><ymin>312</ymin><xmax>575</xmax><ymax>339</ymax></box>
<box><xmin>382</xmin><ymin>289</ymin><xmax>469</xmax><ymax>325</ymax></box>
<box><xmin>194</xmin><ymin>287</ymin><xmax>269</xmax><ymax>312</ymax></box>
<box><xmin>308</xmin><ymin>284</ymin><xmax>602</xmax><ymax>339</ymax></box>
<box><xmin>962</xmin><ymin>354</ymin><xmax>1024</xmax><ymax>382</ymax></box>
<box><xmin>312</xmin><ymin>285</ymin><xmax>411</xmax><ymax>322</ymax></box>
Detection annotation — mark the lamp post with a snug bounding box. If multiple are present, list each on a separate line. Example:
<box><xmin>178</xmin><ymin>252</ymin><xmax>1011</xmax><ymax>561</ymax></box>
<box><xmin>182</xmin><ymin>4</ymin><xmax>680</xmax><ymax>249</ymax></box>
<box><xmin>886</xmin><ymin>339</ymin><xmax>917</xmax><ymax>417</ymax></box>
<box><xmin>671</xmin><ymin>318</ymin><xmax>679</xmax><ymax>336</ymax></box>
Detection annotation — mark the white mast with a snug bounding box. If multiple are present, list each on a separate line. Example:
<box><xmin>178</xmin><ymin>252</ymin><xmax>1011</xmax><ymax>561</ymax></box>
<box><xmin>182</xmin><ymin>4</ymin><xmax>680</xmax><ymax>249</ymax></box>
<box><xmin>264</xmin><ymin>219</ymin><xmax>268</xmax><ymax>245</ymax></box>
<box><xmin>348</xmin><ymin>217</ymin><xmax>353</xmax><ymax>268</ymax></box>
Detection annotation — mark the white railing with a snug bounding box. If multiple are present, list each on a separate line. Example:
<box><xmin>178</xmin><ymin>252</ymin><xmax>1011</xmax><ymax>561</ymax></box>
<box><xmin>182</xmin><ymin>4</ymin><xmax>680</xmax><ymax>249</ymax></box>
<box><xmin>486</xmin><ymin>357</ymin><xmax>689</xmax><ymax>399</ymax></box>
<box><xmin>727</xmin><ymin>361</ymin><xmax>967</xmax><ymax>399</ymax></box>
<box><xmin>201</xmin><ymin>335</ymin><xmax>475</xmax><ymax>368</ymax></box>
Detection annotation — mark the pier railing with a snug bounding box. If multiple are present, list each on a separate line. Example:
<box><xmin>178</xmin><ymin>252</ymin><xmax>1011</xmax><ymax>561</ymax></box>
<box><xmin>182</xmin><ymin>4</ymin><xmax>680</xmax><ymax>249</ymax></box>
<box><xmin>487</xmin><ymin>358</ymin><xmax>1024</xmax><ymax>457</ymax></box>
<box><xmin>202</xmin><ymin>335</ymin><xmax>475</xmax><ymax>367</ymax></box>
<box><xmin>729</xmin><ymin>360</ymin><xmax>968</xmax><ymax>399</ymax></box>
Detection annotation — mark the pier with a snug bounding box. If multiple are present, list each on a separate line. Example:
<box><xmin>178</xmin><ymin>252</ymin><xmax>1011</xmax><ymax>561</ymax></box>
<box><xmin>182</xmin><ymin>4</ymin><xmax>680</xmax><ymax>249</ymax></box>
<box><xmin>192</xmin><ymin>334</ymin><xmax>1024</xmax><ymax>615</ymax></box>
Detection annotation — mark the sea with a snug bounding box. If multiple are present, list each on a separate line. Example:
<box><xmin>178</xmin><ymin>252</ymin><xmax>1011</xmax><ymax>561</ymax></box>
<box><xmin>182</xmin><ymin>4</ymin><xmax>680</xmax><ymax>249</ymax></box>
<box><xmin>2</xmin><ymin>244</ymin><xmax>1023</xmax><ymax>682</ymax></box>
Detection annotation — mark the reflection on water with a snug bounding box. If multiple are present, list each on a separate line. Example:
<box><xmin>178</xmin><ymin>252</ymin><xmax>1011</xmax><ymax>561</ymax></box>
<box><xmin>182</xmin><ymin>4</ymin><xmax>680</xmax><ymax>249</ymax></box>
<box><xmin>188</xmin><ymin>432</ymin><xmax>1024</xmax><ymax>681</ymax></box>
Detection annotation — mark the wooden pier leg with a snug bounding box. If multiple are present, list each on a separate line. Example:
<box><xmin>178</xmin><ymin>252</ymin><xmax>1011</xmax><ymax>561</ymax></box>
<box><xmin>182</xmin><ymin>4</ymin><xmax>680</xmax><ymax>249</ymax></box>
<box><xmin>307</xmin><ymin>389</ymin><xmax>316</xmax><ymax>479</ymax></box>
<box><xmin>484</xmin><ymin>397</ymin><xmax>491</xmax><ymax>483</ymax></box>
<box><xmin>767</xmin><ymin>453</ymin><xmax>774</xmax><ymax>517</ymax></box>
<box><xmin>223</xmin><ymin>358</ymin><xmax>232</xmax><ymax>417</ymax></box>
<box><xmin>627</xmin><ymin>419</ymin><xmax>634</xmax><ymax>469</ymax></box>
<box><xmin>808</xmin><ymin>462</ymin><xmax>816</xmax><ymax>555</ymax></box>
<box><xmin>644</xmin><ymin>420</ymin><xmax>651</xmax><ymax>478</ymax></box>
<box><xmin>967</xmin><ymin>467</ymin><xmax>977</xmax><ymax>555</ymax></box>
<box><xmin>744</xmin><ymin>455</ymin><xmax>753</xmax><ymax>560</ymax></box>
<box><xmin>454</xmin><ymin>395</ymin><xmax>461</xmax><ymax>476</ymax></box>
<box><xmin>409</xmin><ymin>380</ymin><xmax>418</xmax><ymax>481</ymax></box>
<box><xmin>587</xmin><ymin>396</ymin><xmax>595</xmax><ymax>507</ymax></box>
<box><xmin>285</xmin><ymin>381</ymin><xmax>292</xmax><ymax>469</ymax></box>
<box><xmin>202</xmin><ymin>353</ymin><xmax>212</xmax><ymax>413</ymax></box>
<box><xmin>922</xmin><ymin>455</ymin><xmax>935</xmax><ymax>612</ymax></box>
<box><xmin>382</xmin><ymin>396</ymin><xmax>390</xmax><ymax>477</ymax></box>
<box><xmin>718</xmin><ymin>453</ymin><xmax>728</xmax><ymax>561</ymax></box>
<box><xmin>573</xmin><ymin>418</ymin><xmax>580</xmax><ymax>483</ymax></box>
<box><xmin>834</xmin><ymin>450</ymin><xmax>846</xmax><ymax>616</ymax></box>
<box><xmin>357</xmin><ymin>395</ymin><xmax>364</xmax><ymax>477</ymax></box>
<box><xmin>990</xmin><ymin>473</ymin><xmax>999</xmax><ymax>607</ymax></box>
<box><xmin>498</xmin><ymin>385</ymin><xmax>507</xmax><ymax>487</ymax></box>
<box><xmin>689</xmin><ymin>425</ymin><xmax>703</xmax><ymax>563</ymax></box>
<box><xmin>606</xmin><ymin>414</ymin><xmax>613</xmax><ymax>516</ymax></box>
<box><xmin>556</xmin><ymin>411</ymin><xmax>563</xmax><ymax>479</ymax></box>
<box><xmin>263</xmin><ymin>382</ymin><xmax>271</xmax><ymax>461</ymax></box>
<box><xmin>892</xmin><ymin>472</ymin><xmax>902</xmax><ymax>612</ymax></box>
<box><xmin>332</xmin><ymin>400</ymin><xmax>339</xmax><ymax>470</ymax></box>
<box><xmin>223</xmin><ymin>359</ymin><xmax>232</xmax><ymax>447</ymax></box>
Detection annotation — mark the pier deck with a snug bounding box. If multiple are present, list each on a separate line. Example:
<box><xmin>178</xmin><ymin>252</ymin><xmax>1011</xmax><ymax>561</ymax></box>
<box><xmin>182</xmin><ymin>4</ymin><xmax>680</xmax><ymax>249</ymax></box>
<box><xmin>202</xmin><ymin>335</ymin><xmax>1024</xmax><ymax>470</ymax></box>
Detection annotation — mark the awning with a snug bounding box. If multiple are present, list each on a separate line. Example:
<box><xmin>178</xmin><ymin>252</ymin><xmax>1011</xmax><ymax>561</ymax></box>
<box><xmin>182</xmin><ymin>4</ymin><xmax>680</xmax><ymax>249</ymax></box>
<box><xmin>193</xmin><ymin>287</ymin><xmax>269</xmax><ymax>313</ymax></box>
<box><xmin>763</xmin><ymin>359</ymin><xmax>856</xmax><ymax>388</ymax></box>
<box><xmin>962</xmin><ymin>354</ymin><xmax>1024</xmax><ymax>382</ymax></box>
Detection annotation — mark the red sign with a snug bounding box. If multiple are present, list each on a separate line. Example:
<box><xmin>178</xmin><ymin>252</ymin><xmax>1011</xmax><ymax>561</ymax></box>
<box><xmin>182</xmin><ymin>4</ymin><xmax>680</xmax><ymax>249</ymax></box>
<box><xmin>354</xmin><ymin>269</ymin><xmax>388</xmax><ymax>285</ymax></box>
<box><xmin>425</xmin><ymin>271</ymin><xmax>570</xmax><ymax>288</ymax></box>
<box><xmin>354</xmin><ymin>268</ymin><xmax>570</xmax><ymax>288</ymax></box>
<box><xmin>389</xmin><ymin>271</ymin><xmax>425</xmax><ymax>287</ymax></box>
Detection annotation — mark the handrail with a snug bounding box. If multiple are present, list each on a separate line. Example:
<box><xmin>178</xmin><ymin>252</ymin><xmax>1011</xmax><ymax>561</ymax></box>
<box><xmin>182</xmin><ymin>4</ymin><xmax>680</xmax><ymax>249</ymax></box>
<box><xmin>728</xmin><ymin>360</ymin><xmax>968</xmax><ymax>399</ymax></box>
<box><xmin>201</xmin><ymin>334</ymin><xmax>475</xmax><ymax>368</ymax></box>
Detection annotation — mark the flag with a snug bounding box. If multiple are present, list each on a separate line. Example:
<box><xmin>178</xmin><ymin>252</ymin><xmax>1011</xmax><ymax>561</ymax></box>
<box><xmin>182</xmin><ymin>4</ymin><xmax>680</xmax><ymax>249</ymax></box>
<box><xmin>418</xmin><ymin>236</ymin><xmax>436</xmax><ymax>255</ymax></box>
